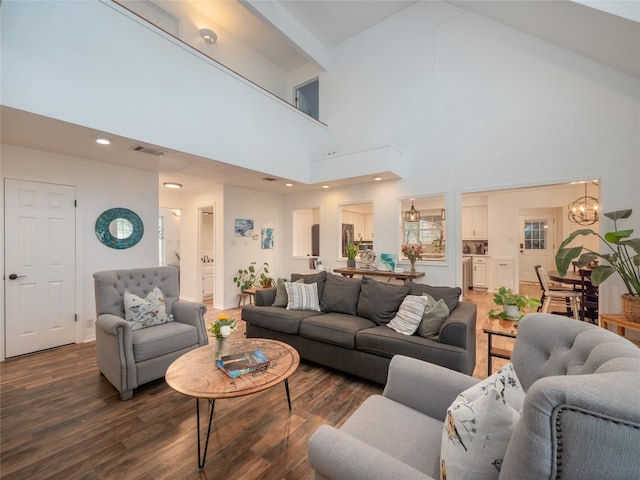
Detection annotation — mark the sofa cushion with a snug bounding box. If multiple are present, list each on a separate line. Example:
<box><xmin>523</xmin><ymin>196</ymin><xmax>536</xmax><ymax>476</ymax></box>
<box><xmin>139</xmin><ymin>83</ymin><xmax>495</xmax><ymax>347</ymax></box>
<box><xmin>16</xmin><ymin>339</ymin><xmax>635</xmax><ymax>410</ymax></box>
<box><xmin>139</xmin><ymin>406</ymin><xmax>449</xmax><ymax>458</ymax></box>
<box><xmin>124</xmin><ymin>286</ymin><xmax>174</xmax><ymax>330</ymax></box>
<box><xmin>286</xmin><ymin>281</ymin><xmax>321</xmax><ymax>311</ymax></box>
<box><xmin>131</xmin><ymin>321</ymin><xmax>197</xmax><ymax>362</ymax></box>
<box><xmin>291</xmin><ymin>270</ymin><xmax>327</xmax><ymax>299</ymax></box>
<box><xmin>300</xmin><ymin>313</ymin><xmax>376</xmax><ymax>349</ymax></box>
<box><xmin>242</xmin><ymin>305</ymin><xmax>323</xmax><ymax>334</ymax></box>
<box><xmin>440</xmin><ymin>363</ymin><xmax>525</xmax><ymax>480</ymax></box>
<box><xmin>405</xmin><ymin>282</ymin><xmax>461</xmax><ymax>312</ymax></box>
<box><xmin>416</xmin><ymin>294</ymin><xmax>450</xmax><ymax>339</ymax></box>
<box><xmin>320</xmin><ymin>273</ymin><xmax>361</xmax><ymax>315</ymax></box>
<box><xmin>357</xmin><ymin>277</ymin><xmax>410</xmax><ymax>325</ymax></box>
<box><xmin>387</xmin><ymin>295</ymin><xmax>429</xmax><ymax>335</ymax></box>
<box><xmin>272</xmin><ymin>277</ymin><xmax>303</xmax><ymax>307</ymax></box>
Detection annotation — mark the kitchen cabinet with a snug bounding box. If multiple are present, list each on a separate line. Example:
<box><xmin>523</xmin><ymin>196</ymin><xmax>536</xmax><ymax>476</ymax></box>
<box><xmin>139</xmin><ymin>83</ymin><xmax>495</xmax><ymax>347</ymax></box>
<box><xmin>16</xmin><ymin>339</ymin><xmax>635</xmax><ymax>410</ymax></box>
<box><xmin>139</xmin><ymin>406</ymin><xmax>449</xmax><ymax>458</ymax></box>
<box><xmin>473</xmin><ymin>256</ymin><xmax>488</xmax><ymax>289</ymax></box>
<box><xmin>493</xmin><ymin>257</ymin><xmax>514</xmax><ymax>291</ymax></box>
<box><xmin>462</xmin><ymin>206</ymin><xmax>488</xmax><ymax>240</ymax></box>
<box><xmin>364</xmin><ymin>214</ymin><xmax>373</xmax><ymax>240</ymax></box>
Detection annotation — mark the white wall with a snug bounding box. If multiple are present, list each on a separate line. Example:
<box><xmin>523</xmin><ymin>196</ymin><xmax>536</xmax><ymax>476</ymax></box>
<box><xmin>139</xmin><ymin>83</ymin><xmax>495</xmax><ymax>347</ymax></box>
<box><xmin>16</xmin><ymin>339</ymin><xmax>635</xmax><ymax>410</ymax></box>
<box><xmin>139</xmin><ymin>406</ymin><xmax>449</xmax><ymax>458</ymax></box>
<box><xmin>178</xmin><ymin>185</ymin><xmax>283</xmax><ymax>309</ymax></box>
<box><xmin>319</xmin><ymin>1</ymin><xmax>639</xmax><ymax>311</ymax></box>
<box><xmin>0</xmin><ymin>144</ymin><xmax>158</xmax><ymax>353</ymax></box>
<box><xmin>159</xmin><ymin>207</ymin><xmax>181</xmax><ymax>266</ymax></box>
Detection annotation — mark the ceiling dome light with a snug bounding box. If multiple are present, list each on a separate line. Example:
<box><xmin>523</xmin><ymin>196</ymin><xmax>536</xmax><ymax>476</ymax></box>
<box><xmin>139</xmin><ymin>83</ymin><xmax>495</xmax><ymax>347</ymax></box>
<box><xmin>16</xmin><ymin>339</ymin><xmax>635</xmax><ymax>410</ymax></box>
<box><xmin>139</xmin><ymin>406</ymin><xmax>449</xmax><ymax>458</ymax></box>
<box><xmin>95</xmin><ymin>137</ymin><xmax>111</xmax><ymax>145</ymax></box>
<box><xmin>163</xmin><ymin>182</ymin><xmax>182</xmax><ymax>189</ymax></box>
<box><xmin>285</xmin><ymin>183</ymin><xmax>293</xmax><ymax>187</ymax></box>
<box><xmin>199</xmin><ymin>28</ymin><xmax>217</xmax><ymax>44</ymax></box>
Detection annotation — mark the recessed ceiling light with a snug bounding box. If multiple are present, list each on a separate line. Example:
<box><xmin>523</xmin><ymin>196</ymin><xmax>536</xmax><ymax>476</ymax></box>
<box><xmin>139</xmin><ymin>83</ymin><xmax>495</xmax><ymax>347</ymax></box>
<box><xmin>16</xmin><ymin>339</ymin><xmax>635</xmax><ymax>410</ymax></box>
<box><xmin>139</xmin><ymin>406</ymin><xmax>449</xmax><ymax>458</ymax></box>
<box><xmin>95</xmin><ymin>137</ymin><xmax>111</xmax><ymax>145</ymax></box>
<box><xmin>322</xmin><ymin>185</ymin><xmax>330</xmax><ymax>189</ymax></box>
<box><xmin>285</xmin><ymin>183</ymin><xmax>293</xmax><ymax>187</ymax></box>
<box><xmin>373</xmin><ymin>176</ymin><xmax>382</xmax><ymax>181</ymax></box>
<box><xmin>163</xmin><ymin>182</ymin><xmax>182</xmax><ymax>189</ymax></box>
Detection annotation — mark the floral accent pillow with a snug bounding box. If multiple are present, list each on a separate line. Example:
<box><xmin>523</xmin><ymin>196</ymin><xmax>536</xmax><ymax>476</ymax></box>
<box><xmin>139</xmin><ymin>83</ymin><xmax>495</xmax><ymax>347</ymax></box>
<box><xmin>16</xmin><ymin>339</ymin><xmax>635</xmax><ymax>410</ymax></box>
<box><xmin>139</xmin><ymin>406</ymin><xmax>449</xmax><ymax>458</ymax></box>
<box><xmin>387</xmin><ymin>295</ymin><xmax>429</xmax><ymax>335</ymax></box>
<box><xmin>124</xmin><ymin>286</ymin><xmax>174</xmax><ymax>330</ymax></box>
<box><xmin>440</xmin><ymin>363</ymin><xmax>525</xmax><ymax>480</ymax></box>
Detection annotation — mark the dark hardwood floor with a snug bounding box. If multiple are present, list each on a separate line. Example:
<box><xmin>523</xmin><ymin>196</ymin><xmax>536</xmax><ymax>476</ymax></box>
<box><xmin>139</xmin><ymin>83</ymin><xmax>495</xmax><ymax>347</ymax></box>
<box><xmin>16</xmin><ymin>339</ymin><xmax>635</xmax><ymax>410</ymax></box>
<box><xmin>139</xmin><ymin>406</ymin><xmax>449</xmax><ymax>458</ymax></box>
<box><xmin>0</xmin><ymin>286</ymin><xmax>537</xmax><ymax>479</ymax></box>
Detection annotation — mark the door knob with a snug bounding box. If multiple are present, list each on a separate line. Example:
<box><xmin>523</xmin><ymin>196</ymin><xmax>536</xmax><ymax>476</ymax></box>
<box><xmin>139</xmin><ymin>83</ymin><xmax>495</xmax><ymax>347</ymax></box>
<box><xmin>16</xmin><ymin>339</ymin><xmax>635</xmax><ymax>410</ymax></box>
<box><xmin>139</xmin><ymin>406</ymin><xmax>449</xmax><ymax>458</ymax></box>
<box><xmin>8</xmin><ymin>274</ymin><xmax>26</xmax><ymax>280</ymax></box>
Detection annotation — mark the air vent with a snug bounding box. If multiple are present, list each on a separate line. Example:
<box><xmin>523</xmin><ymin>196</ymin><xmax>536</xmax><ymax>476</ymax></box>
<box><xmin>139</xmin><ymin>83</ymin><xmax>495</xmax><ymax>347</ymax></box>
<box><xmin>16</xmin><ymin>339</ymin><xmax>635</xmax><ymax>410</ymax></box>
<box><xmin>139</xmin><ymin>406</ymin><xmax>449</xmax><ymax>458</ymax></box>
<box><xmin>130</xmin><ymin>145</ymin><xmax>166</xmax><ymax>157</ymax></box>
<box><xmin>262</xmin><ymin>177</ymin><xmax>277</xmax><ymax>182</ymax></box>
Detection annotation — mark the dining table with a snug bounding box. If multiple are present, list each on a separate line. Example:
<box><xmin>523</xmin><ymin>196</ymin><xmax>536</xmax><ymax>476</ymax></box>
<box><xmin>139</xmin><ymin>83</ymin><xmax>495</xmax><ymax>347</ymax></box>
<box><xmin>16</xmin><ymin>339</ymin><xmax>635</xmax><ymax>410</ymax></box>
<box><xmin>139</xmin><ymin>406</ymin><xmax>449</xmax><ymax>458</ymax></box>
<box><xmin>548</xmin><ymin>269</ymin><xmax>598</xmax><ymax>322</ymax></box>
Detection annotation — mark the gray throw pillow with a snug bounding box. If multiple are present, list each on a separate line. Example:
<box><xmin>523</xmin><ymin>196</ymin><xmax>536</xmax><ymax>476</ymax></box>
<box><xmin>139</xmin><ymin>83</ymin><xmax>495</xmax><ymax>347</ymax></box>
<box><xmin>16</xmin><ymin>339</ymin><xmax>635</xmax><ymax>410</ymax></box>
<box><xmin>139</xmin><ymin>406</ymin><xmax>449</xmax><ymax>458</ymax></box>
<box><xmin>320</xmin><ymin>273</ymin><xmax>361</xmax><ymax>315</ymax></box>
<box><xmin>291</xmin><ymin>271</ymin><xmax>328</xmax><ymax>299</ymax></box>
<box><xmin>405</xmin><ymin>281</ymin><xmax>461</xmax><ymax>312</ymax></box>
<box><xmin>272</xmin><ymin>277</ymin><xmax>302</xmax><ymax>307</ymax></box>
<box><xmin>416</xmin><ymin>294</ymin><xmax>450</xmax><ymax>339</ymax></box>
<box><xmin>357</xmin><ymin>277</ymin><xmax>410</xmax><ymax>325</ymax></box>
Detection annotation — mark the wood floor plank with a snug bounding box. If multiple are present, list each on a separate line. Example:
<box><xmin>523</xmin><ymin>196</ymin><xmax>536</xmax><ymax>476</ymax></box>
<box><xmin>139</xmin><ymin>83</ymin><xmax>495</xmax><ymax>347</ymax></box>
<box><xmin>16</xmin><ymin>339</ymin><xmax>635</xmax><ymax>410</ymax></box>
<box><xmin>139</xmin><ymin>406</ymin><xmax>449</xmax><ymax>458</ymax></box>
<box><xmin>1</xmin><ymin>288</ymin><xmax>523</xmax><ymax>479</ymax></box>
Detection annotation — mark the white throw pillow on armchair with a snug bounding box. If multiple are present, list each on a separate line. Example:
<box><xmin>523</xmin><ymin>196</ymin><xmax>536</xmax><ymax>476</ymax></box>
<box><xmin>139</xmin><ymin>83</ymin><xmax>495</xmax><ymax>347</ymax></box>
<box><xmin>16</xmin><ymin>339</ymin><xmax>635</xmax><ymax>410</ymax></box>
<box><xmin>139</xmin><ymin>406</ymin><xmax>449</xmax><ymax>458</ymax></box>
<box><xmin>440</xmin><ymin>363</ymin><xmax>525</xmax><ymax>480</ymax></box>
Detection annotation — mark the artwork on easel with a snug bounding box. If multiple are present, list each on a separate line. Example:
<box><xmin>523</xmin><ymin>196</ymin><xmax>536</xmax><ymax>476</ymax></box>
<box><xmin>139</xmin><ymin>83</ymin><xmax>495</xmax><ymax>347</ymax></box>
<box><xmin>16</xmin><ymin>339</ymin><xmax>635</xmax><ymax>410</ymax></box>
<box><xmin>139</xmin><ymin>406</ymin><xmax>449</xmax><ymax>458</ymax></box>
<box><xmin>235</xmin><ymin>219</ymin><xmax>254</xmax><ymax>237</ymax></box>
<box><xmin>261</xmin><ymin>228</ymin><xmax>274</xmax><ymax>249</ymax></box>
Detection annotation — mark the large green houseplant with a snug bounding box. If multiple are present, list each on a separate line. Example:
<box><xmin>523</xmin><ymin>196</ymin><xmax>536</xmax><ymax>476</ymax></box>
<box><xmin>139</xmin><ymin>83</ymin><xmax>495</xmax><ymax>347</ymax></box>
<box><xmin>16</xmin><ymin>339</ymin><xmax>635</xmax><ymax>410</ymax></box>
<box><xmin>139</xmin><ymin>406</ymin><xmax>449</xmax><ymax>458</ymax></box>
<box><xmin>555</xmin><ymin>209</ymin><xmax>640</xmax><ymax>322</ymax></box>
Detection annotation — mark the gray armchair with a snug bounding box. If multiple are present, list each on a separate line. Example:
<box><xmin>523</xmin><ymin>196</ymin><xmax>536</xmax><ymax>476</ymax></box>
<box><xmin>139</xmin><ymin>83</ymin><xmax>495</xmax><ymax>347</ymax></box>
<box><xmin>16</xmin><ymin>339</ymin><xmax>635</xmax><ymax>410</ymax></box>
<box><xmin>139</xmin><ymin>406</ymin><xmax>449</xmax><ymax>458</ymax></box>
<box><xmin>308</xmin><ymin>313</ymin><xmax>640</xmax><ymax>480</ymax></box>
<box><xmin>93</xmin><ymin>266</ymin><xmax>208</xmax><ymax>400</ymax></box>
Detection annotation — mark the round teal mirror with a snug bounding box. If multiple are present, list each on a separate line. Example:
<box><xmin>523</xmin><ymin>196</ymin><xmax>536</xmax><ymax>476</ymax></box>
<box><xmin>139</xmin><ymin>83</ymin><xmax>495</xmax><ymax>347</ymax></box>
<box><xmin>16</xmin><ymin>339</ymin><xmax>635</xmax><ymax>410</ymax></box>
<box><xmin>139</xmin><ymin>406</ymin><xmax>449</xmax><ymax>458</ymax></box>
<box><xmin>95</xmin><ymin>208</ymin><xmax>144</xmax><ymax>249</ymax></box>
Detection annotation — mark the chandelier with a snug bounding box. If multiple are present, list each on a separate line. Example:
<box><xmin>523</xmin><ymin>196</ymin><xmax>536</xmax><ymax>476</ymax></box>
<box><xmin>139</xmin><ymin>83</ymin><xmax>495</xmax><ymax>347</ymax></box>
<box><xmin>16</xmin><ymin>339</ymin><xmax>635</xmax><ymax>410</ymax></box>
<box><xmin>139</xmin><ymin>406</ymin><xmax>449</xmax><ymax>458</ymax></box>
<box><xmin>405</xmin><ymin>200</ymin><xmax>421</xmax><ymax>223</ymax></box>
<box><xmin>568</xmin><ymin>182</ymin><xmax>600</xmax><ymax>226</ymax></box>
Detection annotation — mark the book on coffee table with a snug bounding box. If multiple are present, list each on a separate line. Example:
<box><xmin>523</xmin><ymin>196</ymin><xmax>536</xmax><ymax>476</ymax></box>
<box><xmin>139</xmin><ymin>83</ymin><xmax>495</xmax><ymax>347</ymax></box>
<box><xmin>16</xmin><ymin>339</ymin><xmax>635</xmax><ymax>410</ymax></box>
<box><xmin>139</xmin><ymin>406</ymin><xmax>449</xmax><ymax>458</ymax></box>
<box><xmin>217</xmin><ymin>349</ymin><xmax>270</xmax><ymax>378</ymax></box>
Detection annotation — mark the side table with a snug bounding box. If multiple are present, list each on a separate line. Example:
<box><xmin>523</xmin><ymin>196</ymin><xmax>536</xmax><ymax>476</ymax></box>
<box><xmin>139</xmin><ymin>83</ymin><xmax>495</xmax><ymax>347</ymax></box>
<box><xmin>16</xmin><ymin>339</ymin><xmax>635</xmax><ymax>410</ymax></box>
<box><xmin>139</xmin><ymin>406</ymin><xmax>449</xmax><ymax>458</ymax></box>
<box><xmin>600</xmin><ymin>313</ymin><xmax>640</xmax><ymax>347</ymax></box>
<box><xmin>482</xmin><ymin>318</ymin><xmax>518</xmax><ymax>376</ymax></box>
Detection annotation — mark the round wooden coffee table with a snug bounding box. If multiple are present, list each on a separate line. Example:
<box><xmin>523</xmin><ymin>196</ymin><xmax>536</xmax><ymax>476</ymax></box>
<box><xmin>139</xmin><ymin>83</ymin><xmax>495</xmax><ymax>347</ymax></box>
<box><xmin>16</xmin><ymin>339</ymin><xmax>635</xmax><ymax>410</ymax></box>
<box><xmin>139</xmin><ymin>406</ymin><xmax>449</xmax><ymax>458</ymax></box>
<box><xmin>166</xmin><ymin>338</ymin><xmax>300</xmax><ymax>469</ymax></box>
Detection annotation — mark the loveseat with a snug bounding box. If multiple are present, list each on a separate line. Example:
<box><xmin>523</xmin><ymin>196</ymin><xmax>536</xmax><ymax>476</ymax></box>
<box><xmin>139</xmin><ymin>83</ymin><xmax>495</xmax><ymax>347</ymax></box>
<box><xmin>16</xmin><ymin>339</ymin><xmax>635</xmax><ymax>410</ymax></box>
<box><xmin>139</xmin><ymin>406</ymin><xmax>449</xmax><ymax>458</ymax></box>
<box><xmin>308</xmin><ymin>314</ymin><xmax>640</xmax><ymax>480</ymax></box>
<box><xmin>241</xmin><ymin>271</ymin><xmax>476</xmax><ymax>384</ymax></box>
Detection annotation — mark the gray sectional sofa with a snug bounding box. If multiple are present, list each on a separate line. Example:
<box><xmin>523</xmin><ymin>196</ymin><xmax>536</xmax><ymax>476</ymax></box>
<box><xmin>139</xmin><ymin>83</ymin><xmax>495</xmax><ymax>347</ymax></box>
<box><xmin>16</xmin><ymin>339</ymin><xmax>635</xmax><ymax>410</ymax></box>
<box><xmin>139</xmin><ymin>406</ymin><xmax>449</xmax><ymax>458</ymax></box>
<box><xmin>241</xmin><ymin>271</ymin><xmax>476</xmax><ymax>384</ymax></box>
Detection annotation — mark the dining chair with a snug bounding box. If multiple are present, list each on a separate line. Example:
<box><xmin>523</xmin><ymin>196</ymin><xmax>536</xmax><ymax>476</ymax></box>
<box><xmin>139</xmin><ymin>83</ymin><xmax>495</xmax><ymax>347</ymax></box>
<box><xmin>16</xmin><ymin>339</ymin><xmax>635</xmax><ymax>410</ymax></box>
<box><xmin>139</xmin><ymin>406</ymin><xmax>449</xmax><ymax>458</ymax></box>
<box><xmin>534</xmin><ymin>265</ymin><xmax>580</xmax><ymax>320</ymax></box>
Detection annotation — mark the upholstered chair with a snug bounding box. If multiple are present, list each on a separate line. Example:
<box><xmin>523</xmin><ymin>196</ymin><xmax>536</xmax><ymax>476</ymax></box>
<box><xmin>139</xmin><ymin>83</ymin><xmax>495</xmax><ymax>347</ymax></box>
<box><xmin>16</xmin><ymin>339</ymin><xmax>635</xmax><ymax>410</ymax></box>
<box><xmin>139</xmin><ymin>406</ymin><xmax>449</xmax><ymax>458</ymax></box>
<box><xmin>93</xmin><ymin>266</ymin><xmax>208</xmax><ymax>400</ymax></box>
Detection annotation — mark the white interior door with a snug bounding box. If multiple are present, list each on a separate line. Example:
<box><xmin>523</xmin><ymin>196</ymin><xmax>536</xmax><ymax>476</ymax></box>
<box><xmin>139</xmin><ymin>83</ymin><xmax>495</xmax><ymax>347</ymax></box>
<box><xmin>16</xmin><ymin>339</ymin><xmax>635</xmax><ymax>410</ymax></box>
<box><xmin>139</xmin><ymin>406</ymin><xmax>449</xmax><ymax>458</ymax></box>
<box><xmin>4</xmin><ymin>179</ymin><xmax>76</xmax><ymax>357</ymax></box>
<box><xmin>518</xmin><ymin>213</ymin><xmax>557</xmax><ymax>284</ymax></box>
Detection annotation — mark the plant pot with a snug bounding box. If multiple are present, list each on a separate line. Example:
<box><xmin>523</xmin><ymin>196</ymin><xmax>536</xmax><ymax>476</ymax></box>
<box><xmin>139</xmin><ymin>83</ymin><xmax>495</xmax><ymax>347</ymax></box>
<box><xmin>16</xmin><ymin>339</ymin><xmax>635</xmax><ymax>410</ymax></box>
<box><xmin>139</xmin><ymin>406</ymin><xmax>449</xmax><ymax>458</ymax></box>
<box><xmin>347</xmin><ymin>260</ymin><xmax>356</xmax><ymax>268</ymax></box>
<box><xmin>504</xmin><ymin>304</ymin><xmax>520</xmax><ymax>319</ymax></box>
<box><xmin>622</xmin><ymin>294</ymin><xmax>640</xmax><ymax>323</ymax></box>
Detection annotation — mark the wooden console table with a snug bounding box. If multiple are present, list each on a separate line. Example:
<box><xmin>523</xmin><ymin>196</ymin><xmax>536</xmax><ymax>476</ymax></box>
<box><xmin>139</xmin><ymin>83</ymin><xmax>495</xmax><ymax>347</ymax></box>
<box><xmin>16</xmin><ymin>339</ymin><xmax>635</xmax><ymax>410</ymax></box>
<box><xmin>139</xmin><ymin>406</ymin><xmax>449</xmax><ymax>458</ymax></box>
<box><xmin>333</xmin><ymin>267</ymin><xmax>425</xmax><ymax>282</ymax></box>
<box><xmin>600</xmin><ymin>313</ymin><xmax>640</xmax><ymax>347</ymax></box>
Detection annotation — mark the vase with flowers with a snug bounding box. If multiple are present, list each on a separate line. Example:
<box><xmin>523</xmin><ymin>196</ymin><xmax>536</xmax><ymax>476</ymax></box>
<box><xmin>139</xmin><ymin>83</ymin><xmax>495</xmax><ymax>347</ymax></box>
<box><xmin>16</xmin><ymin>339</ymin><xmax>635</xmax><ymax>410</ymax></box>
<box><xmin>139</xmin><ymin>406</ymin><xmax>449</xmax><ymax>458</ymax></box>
<box><xmin>208</xmin><ymin>314</ymin><xmax>237</xmax><ymax>359</ymax></box>
<box><xmin>402</xmin><ymin>244</ymin><xmax>423</xmax><ymax>272</ymax></box>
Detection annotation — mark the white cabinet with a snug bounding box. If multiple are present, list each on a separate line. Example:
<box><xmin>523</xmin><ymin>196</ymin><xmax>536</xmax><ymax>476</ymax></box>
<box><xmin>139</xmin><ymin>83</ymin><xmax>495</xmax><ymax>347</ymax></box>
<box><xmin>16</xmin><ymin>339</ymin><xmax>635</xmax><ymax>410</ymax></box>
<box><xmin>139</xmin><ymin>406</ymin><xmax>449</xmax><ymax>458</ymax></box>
<box><xmin>473</xmin><ymin>256</ymin><xmax>488</xmax><ymax>289</ymax></box>
<box><xmin>493</xmin><ymin>257</ymin><xmax>514</xmax><ymax>291</ymax></box>
<box><xmin>364</xmin><ymin>214</ymin><xmax>373</xmax><ymax>240</ymax></box>
<box><xmin>462</xmin><ymin>206</ymin><xmax>488</xmax><ymax>240</ymax></box>
<box><xmin>203</xmin><ymin>265</ymin><xmax>214</xmax><ymax>298</ymax></box>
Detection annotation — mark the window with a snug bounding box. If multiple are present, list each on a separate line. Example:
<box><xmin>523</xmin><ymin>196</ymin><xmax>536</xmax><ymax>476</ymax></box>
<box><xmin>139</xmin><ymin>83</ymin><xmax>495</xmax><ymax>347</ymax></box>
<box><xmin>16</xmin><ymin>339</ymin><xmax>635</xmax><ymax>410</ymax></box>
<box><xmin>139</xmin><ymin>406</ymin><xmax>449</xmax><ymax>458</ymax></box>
<box><xmin>294</xmin><ymin>78</ymin><xmax>319</xmax><ymax>120</ymax></box>
<box><xmin>293</xmin><ymin>208</ymin><xmax>320</xmax><ymax>256</ymax></box>
<box><xmin>400</xmin><ymin>197</ymin><xmax>446</xmax><ymax>259</ymax></box>
<box><xmin>524</xmin><ymin>219</ymin><xmax>548</xmax><ymax>250</ymax></box>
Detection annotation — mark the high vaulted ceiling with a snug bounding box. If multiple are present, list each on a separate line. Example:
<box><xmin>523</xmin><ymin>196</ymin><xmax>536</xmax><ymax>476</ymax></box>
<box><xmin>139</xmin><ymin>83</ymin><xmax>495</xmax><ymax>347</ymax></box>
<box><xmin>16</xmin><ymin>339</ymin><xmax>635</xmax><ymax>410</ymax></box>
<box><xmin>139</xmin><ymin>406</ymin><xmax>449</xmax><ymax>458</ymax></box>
<box><xmin>2</xmin><ymin>1</ymin><xmax>638</xmax><ymax>194</ymax></box>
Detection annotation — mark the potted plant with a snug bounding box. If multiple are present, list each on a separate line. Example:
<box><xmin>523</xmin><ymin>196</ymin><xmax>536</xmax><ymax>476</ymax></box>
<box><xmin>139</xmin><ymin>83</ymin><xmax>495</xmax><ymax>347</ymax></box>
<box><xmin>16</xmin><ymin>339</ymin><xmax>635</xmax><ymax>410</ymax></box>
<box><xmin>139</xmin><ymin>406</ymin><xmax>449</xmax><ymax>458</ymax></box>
<box><xmin>345</xmin><ymin>237</ymin><xmax>362</xmax><ymax>268</ymax></box>
<box><xmin>488</xmin><ymin>287</ymin><xmax>541</xmax><ymax>320</ymax></box>
<box><xmin>555</xmin><ymin>209</ymin><xmax>640</xmax><ymax>322</ymax></box>
<box><xmin>233</xmin><ymin>261</ymin><xmax>272</xmax><ymax>291</ymax></box>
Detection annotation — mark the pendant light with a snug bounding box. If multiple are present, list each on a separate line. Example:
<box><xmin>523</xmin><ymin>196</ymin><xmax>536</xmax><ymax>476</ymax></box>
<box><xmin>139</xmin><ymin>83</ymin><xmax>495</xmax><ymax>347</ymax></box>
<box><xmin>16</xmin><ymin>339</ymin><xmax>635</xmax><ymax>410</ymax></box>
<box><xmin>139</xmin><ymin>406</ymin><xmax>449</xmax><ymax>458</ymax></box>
<box><xmin>568</xmin><ymin>182</ymin><xmax>599</xmax><ymax>226</ymax></box>
<box><xmin>405</xmin><ymin>200</ymin><xmax>421</xmax><ymax>223</ymax></box>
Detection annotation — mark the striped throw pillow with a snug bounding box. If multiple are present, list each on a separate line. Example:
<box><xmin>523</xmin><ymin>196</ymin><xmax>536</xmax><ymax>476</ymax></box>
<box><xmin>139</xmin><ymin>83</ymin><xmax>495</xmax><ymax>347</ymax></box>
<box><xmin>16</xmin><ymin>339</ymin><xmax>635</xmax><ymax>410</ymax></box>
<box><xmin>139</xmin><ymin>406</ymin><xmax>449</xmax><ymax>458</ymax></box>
<box><xmin>285</xmin><ymin>281</ymin><xmax>321</xmax><ymax>311</ymax></box>
<box><xmin>386</xmin><ymin>294</ymin><xmax>429</xmax><ymax>335</ymax></box>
